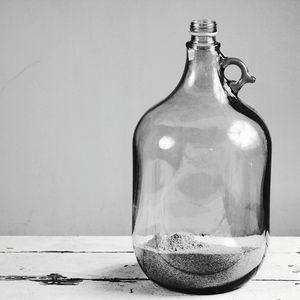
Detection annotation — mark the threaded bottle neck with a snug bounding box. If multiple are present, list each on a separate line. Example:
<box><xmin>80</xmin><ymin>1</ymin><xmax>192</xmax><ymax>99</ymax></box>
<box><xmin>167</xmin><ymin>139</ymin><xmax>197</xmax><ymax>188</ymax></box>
<box><xmin>190</xmin><ymin>19</ymin><xmax>217</xmax><ymax>34</ymax></box>
<box><xmin>180</xmin><ymin>20</ymin><xmax>223</xmax><ymax>94</ymax></box>
<box><xmin>188</xmin><ymin>19</ymin><xmax>218</xmax><ymax>47</ymax></box>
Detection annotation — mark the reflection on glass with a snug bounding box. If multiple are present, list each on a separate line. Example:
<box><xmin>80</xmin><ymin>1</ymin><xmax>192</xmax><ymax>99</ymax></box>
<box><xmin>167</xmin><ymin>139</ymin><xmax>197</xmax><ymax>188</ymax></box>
<box><xmin>228</xmin><ymin>120</ymin><xmax>259</xmax><ymax>149</ymax></box>
<box><xmin>158</xmin><ymin>136</ymin><xmax>175</xmax><ymax>150</ymax></box>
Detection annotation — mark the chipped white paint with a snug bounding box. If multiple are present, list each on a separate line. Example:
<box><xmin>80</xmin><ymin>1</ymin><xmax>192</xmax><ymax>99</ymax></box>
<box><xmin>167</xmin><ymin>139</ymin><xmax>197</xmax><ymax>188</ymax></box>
<box><xmin>0</xmin><ymin>236</ymin><xmax>299</xmax><ymax>299</ymax></box>
<box><xmin>0</xmin><ymin>236</ymin><xmax>133</xmax><ymax>252</ymax></box>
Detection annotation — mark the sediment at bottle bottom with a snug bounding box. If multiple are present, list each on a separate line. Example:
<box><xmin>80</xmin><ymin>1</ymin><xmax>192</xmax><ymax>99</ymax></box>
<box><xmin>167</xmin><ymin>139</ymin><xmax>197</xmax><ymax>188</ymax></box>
<box><xmin>135</xmin><ymin>245</ymin><xmax>265</xmax><ymax>290</ymax></box>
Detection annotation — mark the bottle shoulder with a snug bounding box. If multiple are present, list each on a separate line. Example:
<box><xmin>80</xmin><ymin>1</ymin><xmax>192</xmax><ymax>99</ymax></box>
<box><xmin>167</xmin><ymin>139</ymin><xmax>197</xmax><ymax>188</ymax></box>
<box><xmin>227</xmin><ymin>96</ymin><xmax>271</xmax><ymax>147</ymax></box>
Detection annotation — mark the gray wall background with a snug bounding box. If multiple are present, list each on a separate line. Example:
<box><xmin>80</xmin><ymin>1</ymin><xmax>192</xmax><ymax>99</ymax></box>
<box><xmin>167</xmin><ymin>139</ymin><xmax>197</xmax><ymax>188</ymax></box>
<box><xmin>0</xmin><ymin>0</ymin><xmax>299</xmax><ymax>235</ymax></box>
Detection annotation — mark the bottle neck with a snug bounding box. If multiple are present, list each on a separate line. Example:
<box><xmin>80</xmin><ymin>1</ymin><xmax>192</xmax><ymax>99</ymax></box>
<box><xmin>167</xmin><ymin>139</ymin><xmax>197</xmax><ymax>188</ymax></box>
<box><xmin>182</xmin><ymin>41</ymin><xmax>222</xmax><ymax>93</ymax></box>
<box><xmin>172</xmin><ymin>20</ymin><xmax>227</xmax><ymax>102</ymax></box>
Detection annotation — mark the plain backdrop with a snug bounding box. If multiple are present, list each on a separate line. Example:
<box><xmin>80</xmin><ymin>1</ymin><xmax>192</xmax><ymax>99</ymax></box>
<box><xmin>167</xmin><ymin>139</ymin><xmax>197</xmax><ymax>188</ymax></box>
<box><xmin>0</xmin><ymin>0</ymin><xmax>299</xmax><ymax>235</ymax></box>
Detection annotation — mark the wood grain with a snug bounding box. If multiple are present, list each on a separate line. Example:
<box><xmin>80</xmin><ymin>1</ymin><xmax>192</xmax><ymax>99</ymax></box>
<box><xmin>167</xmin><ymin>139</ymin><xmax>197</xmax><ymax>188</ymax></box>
<box><xmin>0</xmin><ymin>280</ymin><xmax>299</xmax><ymax>300</ymax></box>
<box><xmin>0</xmin><ymin>236</ymin><xmax>298</xmax><ymax>299</ymax></box>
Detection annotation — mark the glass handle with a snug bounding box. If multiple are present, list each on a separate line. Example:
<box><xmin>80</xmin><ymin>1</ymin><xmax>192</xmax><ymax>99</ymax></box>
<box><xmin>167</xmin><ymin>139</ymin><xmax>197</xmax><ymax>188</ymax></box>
<box><xmin>220</xmin><ymin>57</ymin><xmax>256</xmax><ymax>95</ymax></box>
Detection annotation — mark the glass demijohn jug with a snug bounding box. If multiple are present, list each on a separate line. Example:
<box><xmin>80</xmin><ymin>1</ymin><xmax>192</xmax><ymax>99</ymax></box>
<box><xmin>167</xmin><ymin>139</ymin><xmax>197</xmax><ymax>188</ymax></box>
<box><xmin>132</xmin><ymin>20</ymin><xmax>271</xmax><ymax>294</ymax></box>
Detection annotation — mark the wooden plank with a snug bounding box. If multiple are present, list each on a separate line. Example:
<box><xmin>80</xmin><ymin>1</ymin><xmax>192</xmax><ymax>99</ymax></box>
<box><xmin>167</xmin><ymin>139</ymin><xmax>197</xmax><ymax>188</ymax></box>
<box><xmin>0</xmin><ymin>252</ymin><xmax>145</xmax><ymax>280</ymax></box>
<box><xmin>0</xmin><ymin>253</ymin><xmax>144</xmax><ymax>279</ymax></box>
<box><xmin>0</xmin><ymin>279</ymin><xmax>299</xmax><ymax>300</ymax></box>
<box><xmin>0</xmin><ymin>236</ymin><xmax>133</xmax><ymax>253</ymax></box>
<box><xmin>0</xmin><ymin>236</ymin><xmax>299</xmax><ymax>253</ymax></box>
<box><xmin>0</xmin><ymin>237</ymin><xmax>299</xmax><ymax>299</ymax></box>
<box><xmin>0</xmin><ymin>251</ymin><xmax>298</xmax><ymax>281</ymax></box>
<box><xmin>268</xmin><ymin>237</ymin><xmax>300</xmax><ymax>253</ymax></box>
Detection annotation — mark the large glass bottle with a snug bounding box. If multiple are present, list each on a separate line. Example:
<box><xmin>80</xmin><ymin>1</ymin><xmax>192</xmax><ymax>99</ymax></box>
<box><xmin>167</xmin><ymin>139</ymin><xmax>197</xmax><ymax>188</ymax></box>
<box><xmin>132</xmin><ymin>20</ymin><xmax>271</xmax><ymax>294</ymax></box>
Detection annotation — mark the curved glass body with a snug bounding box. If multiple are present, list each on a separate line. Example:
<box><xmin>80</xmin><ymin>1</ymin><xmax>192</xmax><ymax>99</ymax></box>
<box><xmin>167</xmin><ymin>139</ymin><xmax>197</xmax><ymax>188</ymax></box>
<box><xmin>132</xmin><ymin>20</ymin><xmax>271</xmax><ymax>294</ymax></box>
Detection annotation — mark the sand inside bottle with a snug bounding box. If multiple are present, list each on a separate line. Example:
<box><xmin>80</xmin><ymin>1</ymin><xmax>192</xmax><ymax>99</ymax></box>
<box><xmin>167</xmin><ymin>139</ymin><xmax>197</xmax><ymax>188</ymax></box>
<box><xmin>134</xmin><ymin>232</ymin><xmax>266</xmax><ymax>290</ymax></box>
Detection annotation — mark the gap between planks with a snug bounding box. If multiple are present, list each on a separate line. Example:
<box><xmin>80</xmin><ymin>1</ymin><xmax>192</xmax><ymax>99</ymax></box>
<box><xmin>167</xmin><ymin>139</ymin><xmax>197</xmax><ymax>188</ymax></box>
<box><xmin>0</xmin><ymin>251</ymin><xmax>134</xmax><ymax>254</ymax></box>
<box><xmin>0</xmin><ymin>275</ymin><xmax>299</xmax><ymax>283</ymax></box>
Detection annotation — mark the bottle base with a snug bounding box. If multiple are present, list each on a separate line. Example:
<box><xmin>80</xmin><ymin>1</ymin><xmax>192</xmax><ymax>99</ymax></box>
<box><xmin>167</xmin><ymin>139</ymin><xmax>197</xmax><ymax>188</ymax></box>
<box><xmin>149</xmin><ymin>265</ymin><xmax>259</xmax><ymax>295</ymax></box>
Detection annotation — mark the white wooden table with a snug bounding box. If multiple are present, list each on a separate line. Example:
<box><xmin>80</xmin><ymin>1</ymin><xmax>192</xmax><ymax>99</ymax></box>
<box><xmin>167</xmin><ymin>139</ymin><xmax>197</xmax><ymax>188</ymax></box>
<box><xmin>0</xmin><ymin>236</ymin><xmax>299</xmax><ymax>299</ymax></box>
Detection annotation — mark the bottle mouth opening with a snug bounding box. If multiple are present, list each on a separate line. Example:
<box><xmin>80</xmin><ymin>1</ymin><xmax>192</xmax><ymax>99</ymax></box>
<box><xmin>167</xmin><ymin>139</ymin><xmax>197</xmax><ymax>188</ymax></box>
<box><xmin>190</xmin><ymin>19</ymin><xmax>217</xmax><ymax>36</ymax></box>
